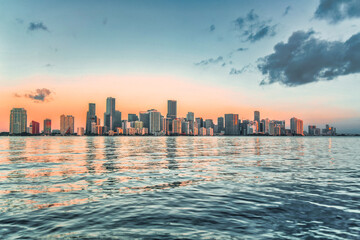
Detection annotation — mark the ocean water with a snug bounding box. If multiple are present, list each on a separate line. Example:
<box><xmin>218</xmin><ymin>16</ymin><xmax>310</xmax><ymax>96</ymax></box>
<box><xmin>0</xmin><ymin>136</ymin><xmax>359</xmax><ymax>239</ymax></box>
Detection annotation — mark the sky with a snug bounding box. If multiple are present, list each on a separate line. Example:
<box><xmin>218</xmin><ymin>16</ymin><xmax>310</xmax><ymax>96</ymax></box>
<box><xmin>0</xmin><ymin>0</ymin><xmax>359</xmax><ymax>133</ymax></box>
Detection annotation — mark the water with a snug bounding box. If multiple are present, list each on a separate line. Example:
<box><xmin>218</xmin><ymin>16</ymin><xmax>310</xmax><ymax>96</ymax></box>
<box><xmin>0</xmin><ymin>136</ymin><xmax>359</xmax><ymax>239</ymax></box>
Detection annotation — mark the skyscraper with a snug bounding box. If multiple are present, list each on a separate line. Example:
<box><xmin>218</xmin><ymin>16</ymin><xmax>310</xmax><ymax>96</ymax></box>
<box><xmin>225</xmin><ymin>114</ymin><xmax>239</xmax><ymax>135</ymax></box>
<box><xmin>60</xmin><ymin>115</ymin><xmax>75</xmax><ymax>135</ymax></box>
<box><xmin>139</xmin><ymin>111</ymin><xmax>150</xmax><ymax>129</ymax></box>
<box><xmin>104</xmin><ymin>97</ymin><xmax>116</xmax><ymax>131</ymax></box>
<box><xmin>30</xmin><ymin>121</ymin><xmax>40</xmax><ymax>134</ymax></box>
<box><xmin>254</xmin><ymin>111</ymin><xmax>260</xmax><ymax>123</ymax></box>
<box><xmin>148</xmin><ymin>109</ymin><xmax>161</xmax><ymax>134</ymax></box>
<box><xmin>290</xmin><ymin>117</ymin><xmax>304</xmax><ymax>135</ymax></box>
<box><xmin>86</xmin><ymin>103</ymin><xmax>97</xmax><ymax>134</ymax></box>
<box><xmin>167</xmin><ymin>100</ymin><xmax>177</xmax><ymax>119</ymax></box>
<box><xmin>44</xmin><ymin>119</ymin><xmax>51</xmax><ymax>135</ymax></box>
<box><xmin>204</xmin><ymin>119</ymin><xmax>213</xmax><ymax>129</ymax></box>
<box><xmin>9</xmin><ymin>108</ymin><xmax>27</xmax><ymax>134</ymax></box>
<box><xmin>217</xmin><ymin>117</ymin><xmax>224</xmax><ymax>133</ymax></box>
<box><xmin>186</xmin><ymin>112</ymin><xmax>194</xmax><ymax>122</ymax></box>
<box><xmin>113</xmin><ymin>110</ymin><xmax>122</xmax><ymax>129</ymax></box>
<box><xmin>172</xmin><ymin>119</ymin><xmax>182</xmax><ymax>135</ymax></box>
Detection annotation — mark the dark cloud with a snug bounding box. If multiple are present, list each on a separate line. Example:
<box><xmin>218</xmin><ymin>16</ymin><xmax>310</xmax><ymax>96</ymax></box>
<box><xmin>28</xmin><ymin>22</ymin><xmax>49</xmax><ymax>32</ymax></box>
<box><xmin>258</xmin><ymin>30</ymin><xmax>360</xmax><ymax>86</ymax></box>
<box><xmin>209</xmin><ymin>24</ymin><xmax>215</xmax><ymax>32</ymax></box>
<box><xmin>194</xmin><ymin>56</ymin><xmax>224</xmax><ymax>66</ymax></box>
<box><xmin>315</xmin><ymin>0</ymin><xmax>360</xmax><ymax>24</ymax></box>
<box><xmin>234</xmin><ymin>9</ymin><xmax>276</xmax><ymax>43</ymax></box>
<box><xmin>15</xmin><ymin>88</ymin><xmax>53</xmax><ymax>102</ymax></box>
<box><xmin>283</xmin><ymin>6</ymin><xmax>291</xmax><ymax>16</ymax></box>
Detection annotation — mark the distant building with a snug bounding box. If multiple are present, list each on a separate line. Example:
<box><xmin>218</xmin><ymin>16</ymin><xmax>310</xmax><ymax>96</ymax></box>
<box><xmin>172</xmin><ymin>119</ymin><xmax>182</xmax><ymax>135</ymax></box>
<box><xmin>30</xmin><ymin>121</ymin><xmax>40</xmax><ymax>134</ymax></box>
<box><xmin>195</xmin><ymin>117</ymin><xmax>203</xmax><ymax>129</ymax></box>
<box><xmin>44</xmin><ymin>119</ymin><xmax>51</xmax><ymax>135</ymax></box>
<box><xmin>322</xmin><ymin>124</ymin><xmax>336</xmax><ymax>136</ymax></box>
<box><xmin>206</xmin><ymin>127</ymin><xmax>214</xmax><ymax>136</ymax></box>
<box><xmin>86</xmin><ymin>103</ymin><xmax>97</xmax><ymax>134</ymax></box>
<box><xmin>204</xmin><ymin>119</ymin><xmax>213</xmax><ymax>129</ymax></box>
<box><xmin>149</xmin><ymin>109</ymin><xmax>161</xmax><ymax>134</ymax></box>
<box><xmin>77</xmin><ymin>127</ymin><xmax>85</xmax><ymax>136</ymax></box>
<box><xmin>199</xmin><ymin>127</ymin><xmax>206</xmax><ymax>136</ymax></box>
<box><xmin>254</xmin><ymin>111</ymin><xmax>260</xmax><ymax>128</ymax></box>
<box><xmin>139</xmin><ymin>111</ymin><xmax>150</xmax><ymax>129</ymax></box>
<box><xmin>290</xmin><ymin>117</ymin><xmax>304</xmax><ymax>135</ymax></box>
<box><xmin>60</xmin><ymin>115</ymin><xmax>75</xmax><ymax>135</ymax></box>
<box><xmin>217</xmin><ymin>117</ymin><xmax>224</xmax><ymax>133</ymax></box>
<box><xmin>181</xmin><ymin>121</ymin><xmax>190</xmax><ymax>135</ymax></box>
<box><xmin>104</xmin><ymin>97</ymin><xmax>116</xmax><ymax>131</ymax></box>
<box><xmin>186</xmin><ymin>112</ymin><xmax>194</xmax><ymax>122</ymax></box>
<box><xmin>10</xmin><ymin>108</ymin><xmax>27</xmax><ymax>134</ymax></box>
<box><xmin>225</xmin><ymin>114</ymin><xmax>239</xmax><ymax>135</ymax></box>
<box><xmin>114</xmin><ymin>110</ymin><xmax>122</xmax><ymax>129</ymax></box>
<box><xmin>167</xmin><ymin>100</ymin><xmax>177</xmax><ymax>120</ymax></box>
<box><xmin>128</xmin><ymin>114</ymin><xmax>138</xmax><ymax>122</ymax></box>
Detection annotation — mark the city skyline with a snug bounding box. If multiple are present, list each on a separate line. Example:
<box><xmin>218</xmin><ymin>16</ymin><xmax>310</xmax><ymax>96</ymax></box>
<box><xmin>5</xmin><ymin>98</ymin><xmax>342</xmax><ymax>137</ymax></box>
<box><xmin>1</xmin><ymin>0</ymin><xmax>359</xmax><ymax>133</ymax></box>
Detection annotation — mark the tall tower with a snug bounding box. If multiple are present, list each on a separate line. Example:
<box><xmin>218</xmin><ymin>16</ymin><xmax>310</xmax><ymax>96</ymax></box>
<box><xmin>148</xmin><ymin>109</ymin><xmax>161</xmax><ymax>134</ymax></box>
<box><xmin>225</xmin><ymin>114</ymin><xmax>239</xmax><ymax>135</ymax></box>
<box><xmin>9</xmin><ymin>108</ymin><xmax>27</xmax><ymax>134</ymax></box>
<box><xmin>254</xmin><ymin>111</ymin><xmax>260</xmax><ymax>123</ymax></box>
<box><xmin>167</xmin><ymin>100</ymin><xmax>177</xmax><ymax>120</ymax></box>
<box><xmin>86</xmin><ymin>103</ymin><xmax>97</xmax><ymax>134</ymax></box>
<box><xmin>104</xmin><ymin>97</ymin><xmax>116</xmax><ymax>131</ymax></box>
<box><xmin>60</xmin><ymin>115</ymin><xmax>75</xmax><ymax>135</ymax></box>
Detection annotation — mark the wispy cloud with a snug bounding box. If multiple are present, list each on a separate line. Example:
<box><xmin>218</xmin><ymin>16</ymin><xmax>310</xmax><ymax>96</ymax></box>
<box><xmin>14</xmin><ymin>88</ymin><xmax>54</xmax><ymax>102</ymax></box>
<box><xmin>315</xmin><ymin>0</ymin><xmax>360</xmax><ymax>24</ymax></box>
<box><xmin>209</xmin><ymin>24</ymin><xmax>215</xmax><ymax>32</ymax></box>
<box><xmin>258</xmin><ymin>30</ymin><xmax>360</xmax><ymax>86</ymax></box>
<box><xmin>194</xmin><ymin>56</ymin><xmax>224</xmax><ymax>66</ymax></box>
<box><xmin>229</xmin><ymin>64</ymin><xmax>252</xmax><ymax>75</ymax></box>
<box><xmin>28</xmin><ymin>22</ymin><xmax>49</xmax><ymax>32</ymax></box>
<box><xmin>283</xmin><ymin>6</ymin><xmax>291</xmax><ymax>16</ymax></box>
<box><xmin>234</xmin><ymin>9</ymin><xmax>276</xmax><ymax>43</ymax></box>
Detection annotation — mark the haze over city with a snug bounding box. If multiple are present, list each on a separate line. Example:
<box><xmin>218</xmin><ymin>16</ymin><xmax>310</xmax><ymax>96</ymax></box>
<box><xmin>1</xmin><ymin>0</ymin><xmax>360</xmax><ymax>133</ymax></box>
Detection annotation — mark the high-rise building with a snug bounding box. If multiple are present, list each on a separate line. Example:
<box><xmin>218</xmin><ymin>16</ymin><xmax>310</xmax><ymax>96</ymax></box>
<box><xmin>186</xmin><ymin>112</ymin><xmax>194</xmax><ymax>122</ymax></box>
<box><xmin>204</xmin><ymin>119</ymin><xmax>213</xmax><ymax>129</ymax></box>
<box><xmin>149</xmin><ymin>109</ymin><xmax>161</xmax><ymax>134</ymax></box>
<box><xmin>167</xmin><ymin>100</ymin><xmax>177</xmax><ymax>119</ymax></box>
<box><xmin>86</xmin><ymin>103</ymin><xmax>97</xmax><ymax>134</ymax></box>
<box><xmin>30</xmin><ymin>121</ymin><xmax>40</xmax><ymax>134</ymax></box>
<box><xmin>225</xmin><ymin>114</ymin><xmax>239</xmax><ymax>135</ymax></box>
<box><xmin>60</xmin><ymin>115</ymin><xmax>75</xmax><ymax>135</ymax></box>
<box><xmin>128</xmin><ymin>114</ymin><xmax>138</xmax><ymax>122</ymax></box>
<box><xmin>113</xmin><ymin>110</ymin><xmax>122</xmax><ymax>129</ymax></box>
<box><xmin>217</xmin><ymin>117</ymin><xmax>224</xmax><ymax>133</ymax></box>
<box><xmin>172</xmin><ymin>119</ymin><xmax>182</xmax><ymax>135</ymax></box>
<box><xmin>104</xmin><ymin>97</ymin><xmax>116</xmax><ymax>131</ymax></box>
<box><xmin>181</xmin><ymin>121</ymin><xmax>190</xmax><ymax>135</ymax></box>
<box><xmin>290</xmin><ymin>117</ymin><xmax>304</xmax><ymax>135</ymax></box>
<box><xmin>9</xmin><ymin>108</ymin><xmax>27</xmax><ymax>134</ymax></box>
<box><xmin>195</xmin><ymin>117</ymin><xmax>203</xmax><ymax>128</ymax></box>
<box><xmin>44</xmin><ymin>119</ymin><xmax>51</xmax><ymax>135</ymax></box>
<box><xmin>254</xmin><ymin>111</ymin><xmax>260</xmax><ymax>124</ymax></box>
<box><xmin>139</xmin><ymin>111</ymin><xmax>150</xmax><ymax>129</ymax></box>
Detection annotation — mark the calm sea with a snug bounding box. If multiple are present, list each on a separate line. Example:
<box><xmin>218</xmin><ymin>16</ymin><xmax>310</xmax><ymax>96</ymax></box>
<box><xmin>0</xmin><ymin>136</ymin><xmax>359</xmax><ymax>239</ymax></box>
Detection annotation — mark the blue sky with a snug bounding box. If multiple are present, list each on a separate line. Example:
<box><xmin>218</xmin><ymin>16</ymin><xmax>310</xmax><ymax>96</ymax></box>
<box><xmin>0</xmin><ymin>0</ymin><xmax>359</xmax><ymax>133</ymax></box>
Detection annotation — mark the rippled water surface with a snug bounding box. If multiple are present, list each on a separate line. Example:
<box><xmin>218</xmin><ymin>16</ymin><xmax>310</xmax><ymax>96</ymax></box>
<box><xmin>0</xmin><ymin>136</ymin><xmax>359</xmax><ymax>239</ymax></box>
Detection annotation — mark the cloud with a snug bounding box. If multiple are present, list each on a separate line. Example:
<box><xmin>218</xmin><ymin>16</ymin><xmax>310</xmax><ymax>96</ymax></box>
<box><xmin>44</xmin><ymin>64</ymin><xmax>54</xmax><ymax>67</ymax></box>
<box><xmin>315</xmin><ymin>0</ymin><xmax>360</xmax><ymax>24</ymax></box>
<box><xmin>28</xmin><ymin>22</ymin><xmax>49</xmax><ymax>32</ymax></box>
<box><xmin>194</xmin><ymin>56</ymin><xmax>224</xmax><ymax>66</ymax></box>
<box><xmin>283</xmin><ymin>6</ymin><xmax>291</xmax><ymax>16</ymax></box>
<box><xmin>229</xmin><ymin>64</ymin><xmax>253</xmax><ymax>75</ymax></box>
<box><xmin>15</xmin><ymin>18</ymin><xmax>24</xmax><ymax>24</ymax></box>
<box><xmin>209</xmin><ymin>24</ymin><xmax>215</xmax><ymax>32</ymax></box>
<box><xmin>103</xmin><ymin>17</ymin><xmax>108</xmax><ymax>25</ymax></box>
<box><xmin>258</xmin><ymin>30</ymin><xmax>360</xmax><ymax>86</ymax></box>
<box><xmin>234</xmin><ymin>9</ymin><xmax>276</xmax><ymax>43</ymax></box>
<box><xmin>14</xmin><ymin>88</ymin><xmax>53</xmax><ymax>102</ymax></box>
